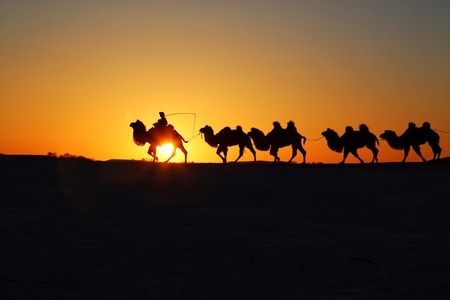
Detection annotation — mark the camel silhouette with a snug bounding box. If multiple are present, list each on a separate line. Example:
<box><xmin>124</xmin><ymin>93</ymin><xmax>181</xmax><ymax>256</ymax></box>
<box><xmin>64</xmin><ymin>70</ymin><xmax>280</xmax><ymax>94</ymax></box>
<box><xmin>247</xmin><ymin>121</ymin><xmax>306</xmax><ymax>163</ymax></box>
<box><xmin>130</xmin><ymin>119</ymin><xmax>188</xmax><ymax>163</ymax></box>
<box><xmin>199</xmin><ymin>125</ymin><xmax>256</xmax><ymax>163</ymax></box>
<box><xmin>321</xmin><ymin>124</ymin><xmax>379</xmax><ymax>164</ymax></box>
<box><xmin>379</xmin><ymin>122</ymin><xmax>441</xmax><ymax>162</ymax></box>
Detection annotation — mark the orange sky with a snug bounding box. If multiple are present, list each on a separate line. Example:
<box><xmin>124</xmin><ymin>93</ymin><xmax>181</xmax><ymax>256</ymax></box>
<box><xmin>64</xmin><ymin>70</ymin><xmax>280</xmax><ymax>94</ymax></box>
<box><xmin>1</xmin><ymin>1</ymin><xmax>449</xmax><ymax>163</ymax></box>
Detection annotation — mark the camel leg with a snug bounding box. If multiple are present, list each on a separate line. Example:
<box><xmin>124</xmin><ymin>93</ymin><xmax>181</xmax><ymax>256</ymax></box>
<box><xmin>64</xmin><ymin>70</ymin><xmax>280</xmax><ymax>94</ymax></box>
<box><xmin>179</xmin><ymin>144</ymin><xmax>188</xmax><ymax>163</ymax></box>
<box><xmin>412</xmin><ymin>145</ymin><xmax>426</xmax><ymax>162</ymax></box>
<box><xmin>351</xmin><ymin>150</ymin><xmax>364</xmax><ymax>164</ymax></box>
<box><xmin>234</xmin><ymin>146</ymin><xmax>245</xmax><ymax>163</ymax></box>
<box><xmin>436</xmin><ymin>145</ymin><xmax>442</xmax><ymax>160</ymax></box>
<box><xmin>217</xmin><ymin>146</ymin><xmax>227</xmax><ymax>163</ymax></box>
<box><xmin>172</xmin><ymin>142</ymin><xmax>188</xmax><ymax>163</ymax></box>
<box><xmin>270</xmin><ymin>146</ymin><xmax>280</xmax><ymax>163</ymax></box>
<box><xmin>369</xmin><ymin>146</ymin><xmax>379</xmax><ymax>163</ymax></box>
<box><xmin>401</xmin><ymin>146</ymin><xmax>410</xmax><ymax>162</ymax></box>
<box><xmin>272</xmin><ymin>154</ymin><xmax>280</xmax><ymax>163</ymax></box>
<box><xmin>298</xmin><ymin>146</ymin><xmax>307</xmax><ymax>164</ymax></box>
<box><xmin>164</xmin><ymin>147</ymin><xmax>177</xmax><ymax>163</ymax></box>
<box><xmin>164</xmin><ymin>152</ymin><xmax>175</xmax><ymax>163</ymax></box>
<box><xmin>341</xmin><ymin>149</ymin><xmax>350</xmax><ymax>164</ymax></box>
<box><xmin>288</xmin><ymin>147</ymin><xmax>297</xmax><ymax>163</ymax></box>
<box><xmin>148</xmin><ymin>145</ymin><xmax>158</xmax><ymax>162</ymax></box>
<box><xmin>222</xmin><ymin>148</ymin><xmax>228</xmax><ymax>163</ymax></box>
<box><xmin>247</xmin><ymin>145</ymin><xmax>257</xmax><ymax>163</ymax></box>
<box><xmin>430</xmin><ymin>143</ymin><xmax>442</xmax><ymax>160</ymax></box>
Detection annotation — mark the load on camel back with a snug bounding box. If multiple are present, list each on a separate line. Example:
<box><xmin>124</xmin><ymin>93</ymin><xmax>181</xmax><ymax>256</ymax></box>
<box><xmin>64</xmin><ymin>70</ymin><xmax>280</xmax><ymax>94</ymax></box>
<box><xmin>129</xmin><ymin>112</ymin><xmax>188</xmax><ymax>163</ymax></box>
<box><xmin>247</xmin><ymin>121</ymin><xmax>307</xmax><ymax>163</ymax></box>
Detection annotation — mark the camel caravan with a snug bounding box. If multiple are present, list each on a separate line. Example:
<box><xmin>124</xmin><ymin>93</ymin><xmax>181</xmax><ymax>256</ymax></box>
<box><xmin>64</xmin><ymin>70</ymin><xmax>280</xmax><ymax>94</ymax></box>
<box><xmin>130</xmin><ymin>114</ymin><xmax>442</xmax><ymax>164</ymax></box>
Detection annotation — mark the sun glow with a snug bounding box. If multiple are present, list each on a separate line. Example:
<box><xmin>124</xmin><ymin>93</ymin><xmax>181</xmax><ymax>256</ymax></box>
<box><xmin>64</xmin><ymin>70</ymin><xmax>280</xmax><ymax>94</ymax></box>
<box><xmin>159</xmin><ymin>143</ymin><xmax>174</xmax><ymax>158</ymax></box>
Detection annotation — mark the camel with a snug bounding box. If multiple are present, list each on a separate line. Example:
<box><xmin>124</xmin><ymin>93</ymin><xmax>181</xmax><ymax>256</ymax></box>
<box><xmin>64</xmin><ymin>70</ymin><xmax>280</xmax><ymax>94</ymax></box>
<box><xmin>379</xmin><ymin>122</ymin><xmax>441</xmax><ymax>162</ymax></box>
<box><xmin>321</xmin><ymin>124</ymin><xmax>379</xmax><ymax>164</ymax></box>
<box><xmin>247</xmin><ymin>121</ymin><xmax>307</xmax><ymax>163</ymax></box>
<box><xmin>129</xmin><ymin>119</ymin><xmax>188</xmax><ymax>163</ymax></box>
<box><xmin>199</xmin><ymin>125</ymin><xmax>256</xmax><ymax>163</ymax></box>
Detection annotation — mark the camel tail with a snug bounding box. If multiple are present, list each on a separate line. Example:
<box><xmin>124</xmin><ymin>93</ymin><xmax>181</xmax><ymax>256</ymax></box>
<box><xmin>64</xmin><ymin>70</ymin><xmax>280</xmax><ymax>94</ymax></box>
<box><xmin>371</xmin><ymin>132</ymin><xmax>380</xmax><ymax>145</ymax></box>
<box><xmin>301</xmin><ymin>135</ymin><xmax>307</xmax><ymax>145</ymax></box>
<box><xmin>173</xmin><ymin>129</ymin><xmax>189</xmax><ymax>143</ymax></box>
<box><xmin>179</xmin><ymin>134</ymin><xmax>188</xmax><ymax>143</ymax></box>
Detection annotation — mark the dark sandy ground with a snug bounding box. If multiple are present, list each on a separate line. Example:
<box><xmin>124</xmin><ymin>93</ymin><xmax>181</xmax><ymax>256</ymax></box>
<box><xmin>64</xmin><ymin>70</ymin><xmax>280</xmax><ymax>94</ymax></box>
<box><xmin>1</xmin><ymin>155</ymin><xmax>450</xmax><ymax>299</ymax></box>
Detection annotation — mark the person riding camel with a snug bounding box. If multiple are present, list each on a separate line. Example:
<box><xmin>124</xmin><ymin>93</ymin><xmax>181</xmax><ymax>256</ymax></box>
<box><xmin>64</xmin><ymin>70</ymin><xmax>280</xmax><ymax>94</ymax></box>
<box><xmin>153</xmin><ymin>112</ymin><xmax>168</xmax><ymax>130</ymax></box>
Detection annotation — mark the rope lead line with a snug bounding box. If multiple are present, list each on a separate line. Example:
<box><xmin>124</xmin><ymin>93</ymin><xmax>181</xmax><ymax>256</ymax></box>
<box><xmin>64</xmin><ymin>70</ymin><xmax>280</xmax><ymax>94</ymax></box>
<box><xmin>166</xmin><ymin>112</ymin><xmax>198</xmax><ymax>140</ymax></box>
<box><xmin>436</xmin><ymin>129</ymin><xmax>450</xmax><ymax>134</ymax></box>
<box><xmin>306</xmin><ymin>136</ymin><xmax>324</xmax><ymax>141</ymax></box>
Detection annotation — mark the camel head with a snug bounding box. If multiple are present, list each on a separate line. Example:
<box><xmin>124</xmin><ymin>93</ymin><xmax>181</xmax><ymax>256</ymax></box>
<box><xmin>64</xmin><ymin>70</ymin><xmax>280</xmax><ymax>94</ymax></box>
<box><xmin>248</xmin><ymin>127</ymin><xmax>264</xmax><ymax>137</ymax></box>
<box><xmin>199</xmin><ymin>125</ymin><xmax>213</xmax><ymax>136</ymax></box>
<box><xmin>130</xmin><ymin>119</ymin><xmax>145</xmax><ymax>131</ymax></box>
<box><xmin>321</xmin><ymin>128</ymin><xmax>339</xmax><ymax>140</ymax></box>
<box><xmin>379</xmin><ymin>130</ymin><xmax>396</xmax><ymax>141</ymax></box>
<box><xmin>199</xmin><ymin>125</ymin><xmax>218</xmax><ymax>147</ymax></box>
<box><xmin>130</xmin><ymin>119</ymin><xmax>148</xmax><ymax>146</ymax></box>
<box><xmin>246</xmin><ymin>127</ymin><xmax>270</xmax><ymax>151</ymax></box>
<box><xmin>322</xmin><ymin>128</ymin><xmax>343</xmax><ymax>153</ymax></box>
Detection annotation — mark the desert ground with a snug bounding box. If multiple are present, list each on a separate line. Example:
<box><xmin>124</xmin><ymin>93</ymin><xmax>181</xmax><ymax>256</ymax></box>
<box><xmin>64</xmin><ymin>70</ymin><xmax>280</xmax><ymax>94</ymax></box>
<box><xmin>1</xmin><ymin>155</ymin><xmax>450</xmax><ymax>299</ymax></box>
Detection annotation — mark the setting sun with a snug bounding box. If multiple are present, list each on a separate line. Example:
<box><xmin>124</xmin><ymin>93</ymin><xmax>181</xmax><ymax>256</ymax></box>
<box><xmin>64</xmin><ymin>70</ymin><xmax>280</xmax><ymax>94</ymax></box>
<box><xmin>159</xmin><ymin>143</ymin><xmax>174</xmax><ymax>158</ymax></box>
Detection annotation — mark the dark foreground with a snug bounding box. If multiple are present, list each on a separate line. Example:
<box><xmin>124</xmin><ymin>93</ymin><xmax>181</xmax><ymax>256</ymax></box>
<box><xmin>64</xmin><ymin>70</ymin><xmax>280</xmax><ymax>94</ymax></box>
<box><xmin>1</xmin><ymin>155</ymin><xmax>450</xmax><ymax>299</ymax></box>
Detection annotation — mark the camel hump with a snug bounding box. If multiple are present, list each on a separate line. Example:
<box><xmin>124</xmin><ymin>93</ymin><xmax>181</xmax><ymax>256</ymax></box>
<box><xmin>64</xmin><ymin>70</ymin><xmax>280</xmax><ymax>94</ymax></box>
<box><xmin>345</xmin><ymin>126</ymin><xmax>354</xmax><ymax>133</ymax></box>
<box><xmin>359</xmin><ymin>124</ymin><xmax>369</xmax><ymax>132</ymax></box>
<box><xmin>216</xmin><ymin>126</ymin><xmax>232</xmax><ymax>139</ymax></box>
<box><xmin>218</xmin><ymin>126</ymin><xmax>232</xmax><ymax>134</ymax></box>
<box><xmin>251</xmin><ymin>127</ymin><xmax>263</xmax><ymax>134</ymax></box>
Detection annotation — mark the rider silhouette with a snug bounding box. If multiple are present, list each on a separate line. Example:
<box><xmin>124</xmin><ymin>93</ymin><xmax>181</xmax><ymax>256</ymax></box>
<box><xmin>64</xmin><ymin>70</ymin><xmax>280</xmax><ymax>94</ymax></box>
<box><xmin>153</xmin><ymin>112</ymin><xmax>168</xmax><ymax>129</ymax></box>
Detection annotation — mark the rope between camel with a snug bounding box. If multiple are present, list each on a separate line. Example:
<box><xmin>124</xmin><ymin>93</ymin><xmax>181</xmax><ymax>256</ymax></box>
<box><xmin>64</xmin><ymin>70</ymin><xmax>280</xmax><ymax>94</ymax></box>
<box><xmin>436</xmin><ymin>129</ymin><xmax>450</xmax><ymax>134</ymax></box>
<box><xmin>306</xmin><ymin>136</ymin><xmax>324</xmax><ymax>141</ymax></box>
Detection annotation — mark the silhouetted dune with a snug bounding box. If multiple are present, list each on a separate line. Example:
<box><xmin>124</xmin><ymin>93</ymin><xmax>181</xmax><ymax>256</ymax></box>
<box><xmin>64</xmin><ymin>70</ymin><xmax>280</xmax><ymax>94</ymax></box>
<box><xmin>2</xmin><ymin>155</ymin><xmax>450</xmax><ymax>299</ymax></box>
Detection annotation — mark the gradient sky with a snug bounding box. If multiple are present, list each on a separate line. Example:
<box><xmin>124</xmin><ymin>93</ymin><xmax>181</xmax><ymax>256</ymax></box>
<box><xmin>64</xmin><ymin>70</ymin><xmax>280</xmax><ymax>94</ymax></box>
<box><xmin>1</xmin><ymin>0</ymin><xmax>449</xmax><ymax>163</ymax></box>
